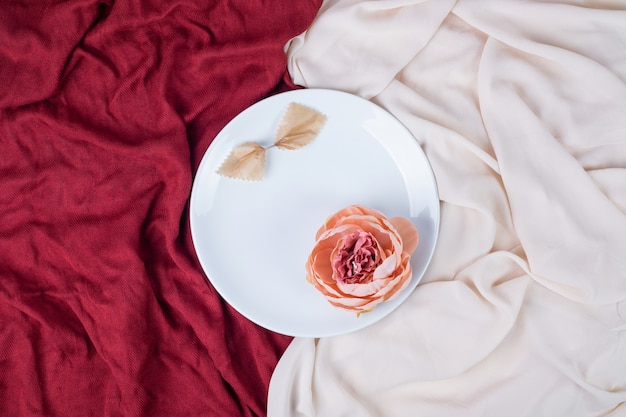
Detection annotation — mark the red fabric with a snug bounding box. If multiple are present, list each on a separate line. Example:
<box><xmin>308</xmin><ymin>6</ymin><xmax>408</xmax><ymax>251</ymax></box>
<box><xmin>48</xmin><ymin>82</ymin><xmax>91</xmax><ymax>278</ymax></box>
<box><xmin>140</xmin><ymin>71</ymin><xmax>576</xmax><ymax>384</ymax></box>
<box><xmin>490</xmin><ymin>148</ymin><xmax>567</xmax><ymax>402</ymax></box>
<box><xmin>0</xmin><ymin>1</ymin><xmax>320</xmax><ymax>416</ymax></box>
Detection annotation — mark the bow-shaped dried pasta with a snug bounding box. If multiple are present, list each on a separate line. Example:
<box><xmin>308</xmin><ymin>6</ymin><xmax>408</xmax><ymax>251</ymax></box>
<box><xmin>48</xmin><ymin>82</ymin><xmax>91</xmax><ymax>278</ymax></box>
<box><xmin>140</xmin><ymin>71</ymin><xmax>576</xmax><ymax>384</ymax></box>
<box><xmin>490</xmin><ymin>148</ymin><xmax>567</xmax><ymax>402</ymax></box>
<box><xmin>216</xmin><ymin>142</ymin><xmax>266</xmax><ymax>181</ymax></box>
<box><xmin>216</xmin><ymin>102</ymin><xmax>327</xmax><ymax>181</ymax></box>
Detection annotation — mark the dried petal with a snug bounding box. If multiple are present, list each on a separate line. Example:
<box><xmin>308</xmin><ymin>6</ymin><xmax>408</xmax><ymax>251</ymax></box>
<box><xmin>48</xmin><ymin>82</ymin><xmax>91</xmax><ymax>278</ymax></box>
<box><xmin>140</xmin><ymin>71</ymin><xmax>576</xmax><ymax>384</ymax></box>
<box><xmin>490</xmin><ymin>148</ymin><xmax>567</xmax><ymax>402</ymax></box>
<box><xmin>274</xmin><ymin>102</ymin><xmax>327</xmax><ymax>150</ymax></box>
<box><xmin>216</xmin><ymin>142</ymin><xmax>266</xmax><ymax>181</ymax></box>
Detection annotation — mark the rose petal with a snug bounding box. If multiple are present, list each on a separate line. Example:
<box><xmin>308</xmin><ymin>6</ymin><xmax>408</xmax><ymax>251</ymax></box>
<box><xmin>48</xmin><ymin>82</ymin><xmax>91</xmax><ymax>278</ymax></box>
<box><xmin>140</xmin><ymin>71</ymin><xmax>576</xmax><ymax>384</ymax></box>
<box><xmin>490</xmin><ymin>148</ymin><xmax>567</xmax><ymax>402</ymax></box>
<box><xmin>378</xmin><ymin>267</ymin><xmax>412</xmax><ymax>300</ymax></box>
<box><xmin>310</xmin><ymin>248</ymin><xmax>334</xmax><ymax>284</ymax></box>
<box><xmin>317</xmin><ymin>223</ymin><xmax>359</xmax><ymax>242</ymax></box>
<box><xmin>327</xmin><ymin>293</ymin><xmax>384</xmax><ymax>312</ymax></box>
<box><xmin>313</xmin><ymin>275</ymin><xmax>343</xmax><ymax>298</ymax></box>
<box><xmin>373</xmin><ymin>256</ymin><xmax>398</xmax><ymax>279</ymax></box>
<box><xmin>380</xmin><ymin>268</ymin><xmax>412</xmax><ymax>300</ymax></box>
<box><xmin>317</xmin><ymin>206</ymin><xmax>386</xmax><ymax>239</ymax></box>
<box><xmin>327</xmin><ymin>297</ymin><xmax>374</xmax><ymax>310</ymax></box>
<box><xmin>337</xmin><ymin>277</ymin><xmax>384</xmax><ymax>297</ymax></box>
<box><xmin>335</xmin><ymin>215</ymin><xmax>395</xmax><ymax>250</ymax></box>
<box><xmin>389</xmin><ymin>216</ymin><xmax>419</xmax><ymax>255</ymax></box>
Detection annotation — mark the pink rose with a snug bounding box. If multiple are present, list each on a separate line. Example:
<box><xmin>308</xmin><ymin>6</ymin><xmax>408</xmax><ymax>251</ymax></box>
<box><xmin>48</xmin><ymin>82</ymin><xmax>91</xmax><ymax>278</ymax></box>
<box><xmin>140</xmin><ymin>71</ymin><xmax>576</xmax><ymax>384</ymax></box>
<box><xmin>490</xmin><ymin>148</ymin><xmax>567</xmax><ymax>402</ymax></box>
<box><xmin>306</xmin><ymin>205</ymin><xmax>419</xmax><ymax>313</ymax></box>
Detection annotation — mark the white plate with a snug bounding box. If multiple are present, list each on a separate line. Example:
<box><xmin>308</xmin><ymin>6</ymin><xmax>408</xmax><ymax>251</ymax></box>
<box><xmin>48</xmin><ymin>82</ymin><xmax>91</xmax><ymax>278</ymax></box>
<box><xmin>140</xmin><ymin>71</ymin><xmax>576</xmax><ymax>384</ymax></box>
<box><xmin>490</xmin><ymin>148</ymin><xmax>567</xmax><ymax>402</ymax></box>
<box><xmin>190</xmin><ymin>89</ymin><xmax>439</xmax><ymax>337</ymax></box>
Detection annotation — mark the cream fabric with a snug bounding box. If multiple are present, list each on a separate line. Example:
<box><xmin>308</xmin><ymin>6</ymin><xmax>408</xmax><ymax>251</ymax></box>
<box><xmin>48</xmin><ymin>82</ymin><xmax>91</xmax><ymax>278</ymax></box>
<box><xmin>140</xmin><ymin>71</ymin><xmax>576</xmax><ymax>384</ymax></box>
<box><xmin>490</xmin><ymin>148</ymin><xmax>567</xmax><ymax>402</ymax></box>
<box><xmin>268</xmin><ymin>1</ymin><xmax>626</xmax><ymax>416</ymax></box>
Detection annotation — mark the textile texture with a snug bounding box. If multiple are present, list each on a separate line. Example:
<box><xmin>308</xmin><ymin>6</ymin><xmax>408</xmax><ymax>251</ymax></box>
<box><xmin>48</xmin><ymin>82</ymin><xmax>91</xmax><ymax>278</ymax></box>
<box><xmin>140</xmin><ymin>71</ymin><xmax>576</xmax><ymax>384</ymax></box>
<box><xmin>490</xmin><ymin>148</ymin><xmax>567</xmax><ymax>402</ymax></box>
<box><xmin>0</xmin><ymin>1</ymin><xmax>321</xmax><ymax>416</ymax></box>
<box><xmin>269</xmin><ymin>0</ymin><xmax>626</xmax><ymax>416</ymax></box>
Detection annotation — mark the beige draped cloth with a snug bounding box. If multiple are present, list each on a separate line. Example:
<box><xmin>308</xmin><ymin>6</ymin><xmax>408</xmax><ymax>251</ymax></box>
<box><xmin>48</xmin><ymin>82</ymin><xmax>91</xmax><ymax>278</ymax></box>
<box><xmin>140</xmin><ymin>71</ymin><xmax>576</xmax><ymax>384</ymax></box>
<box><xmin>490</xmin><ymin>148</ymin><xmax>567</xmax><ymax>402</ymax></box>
<box><xmin>267</xmin><ymin>0</ymin><xmax>626</xmax><ymax>416</ymax></box>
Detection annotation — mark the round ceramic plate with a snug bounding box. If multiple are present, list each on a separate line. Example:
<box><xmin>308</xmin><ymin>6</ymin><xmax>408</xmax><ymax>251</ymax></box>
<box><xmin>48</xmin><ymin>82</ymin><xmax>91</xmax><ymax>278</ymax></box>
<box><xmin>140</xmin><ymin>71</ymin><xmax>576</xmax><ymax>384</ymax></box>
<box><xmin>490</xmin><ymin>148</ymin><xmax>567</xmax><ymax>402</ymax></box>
<box><xmin>190</xmin><ymin>89</ymin><xmax>439</xmax><ymax>337</ymax></box>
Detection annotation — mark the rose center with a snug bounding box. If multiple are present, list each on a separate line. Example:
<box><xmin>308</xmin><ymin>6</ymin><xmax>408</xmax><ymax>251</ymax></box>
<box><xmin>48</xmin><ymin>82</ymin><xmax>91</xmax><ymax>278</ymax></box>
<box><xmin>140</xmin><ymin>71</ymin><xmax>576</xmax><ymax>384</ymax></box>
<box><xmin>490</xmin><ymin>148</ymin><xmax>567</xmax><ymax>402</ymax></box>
<box><xmin>333</xmin><ymin>230</ymin><xmax>381</xmax><ymax>284</ymax></box>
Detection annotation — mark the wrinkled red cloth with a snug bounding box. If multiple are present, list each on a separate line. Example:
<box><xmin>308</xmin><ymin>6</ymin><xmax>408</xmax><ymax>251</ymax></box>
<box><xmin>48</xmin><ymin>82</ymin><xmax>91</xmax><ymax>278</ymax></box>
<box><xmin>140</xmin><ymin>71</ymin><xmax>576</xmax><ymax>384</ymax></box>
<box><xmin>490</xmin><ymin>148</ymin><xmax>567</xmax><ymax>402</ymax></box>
<box><xmin>0</xmin><ymin>1</ymin><xmax>320</xmax><ymax>416</ymax></box>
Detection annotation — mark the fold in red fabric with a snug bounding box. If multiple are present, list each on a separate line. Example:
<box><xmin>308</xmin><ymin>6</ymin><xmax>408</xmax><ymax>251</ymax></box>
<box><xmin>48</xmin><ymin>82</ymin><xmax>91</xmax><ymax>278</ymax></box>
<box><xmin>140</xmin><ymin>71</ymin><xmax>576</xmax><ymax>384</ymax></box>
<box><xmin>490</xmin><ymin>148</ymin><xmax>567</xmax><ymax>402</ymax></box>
<box><xmin>0</xmin><ymin>1</ymin><xmax>320</xmax><ymax>415</ymax></box>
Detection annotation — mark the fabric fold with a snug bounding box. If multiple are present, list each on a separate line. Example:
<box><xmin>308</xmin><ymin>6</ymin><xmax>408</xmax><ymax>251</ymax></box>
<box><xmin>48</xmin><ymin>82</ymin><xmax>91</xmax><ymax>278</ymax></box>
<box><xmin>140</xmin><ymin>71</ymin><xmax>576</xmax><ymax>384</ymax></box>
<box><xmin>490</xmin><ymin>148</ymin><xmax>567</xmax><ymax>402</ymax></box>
<box><xmin>286</xmin><ymin>0</ymin><xmax>457</xmax><ymax>99</ymax></box>
<box><xmin>0</xmin><ymin>1</ymin><xmax>323</xmax><ymax>416</ymax></box>
<box><xmin>270</xmin><ymin>0</ymin><xmax>626</xmax><ymax>415</ymax></box>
